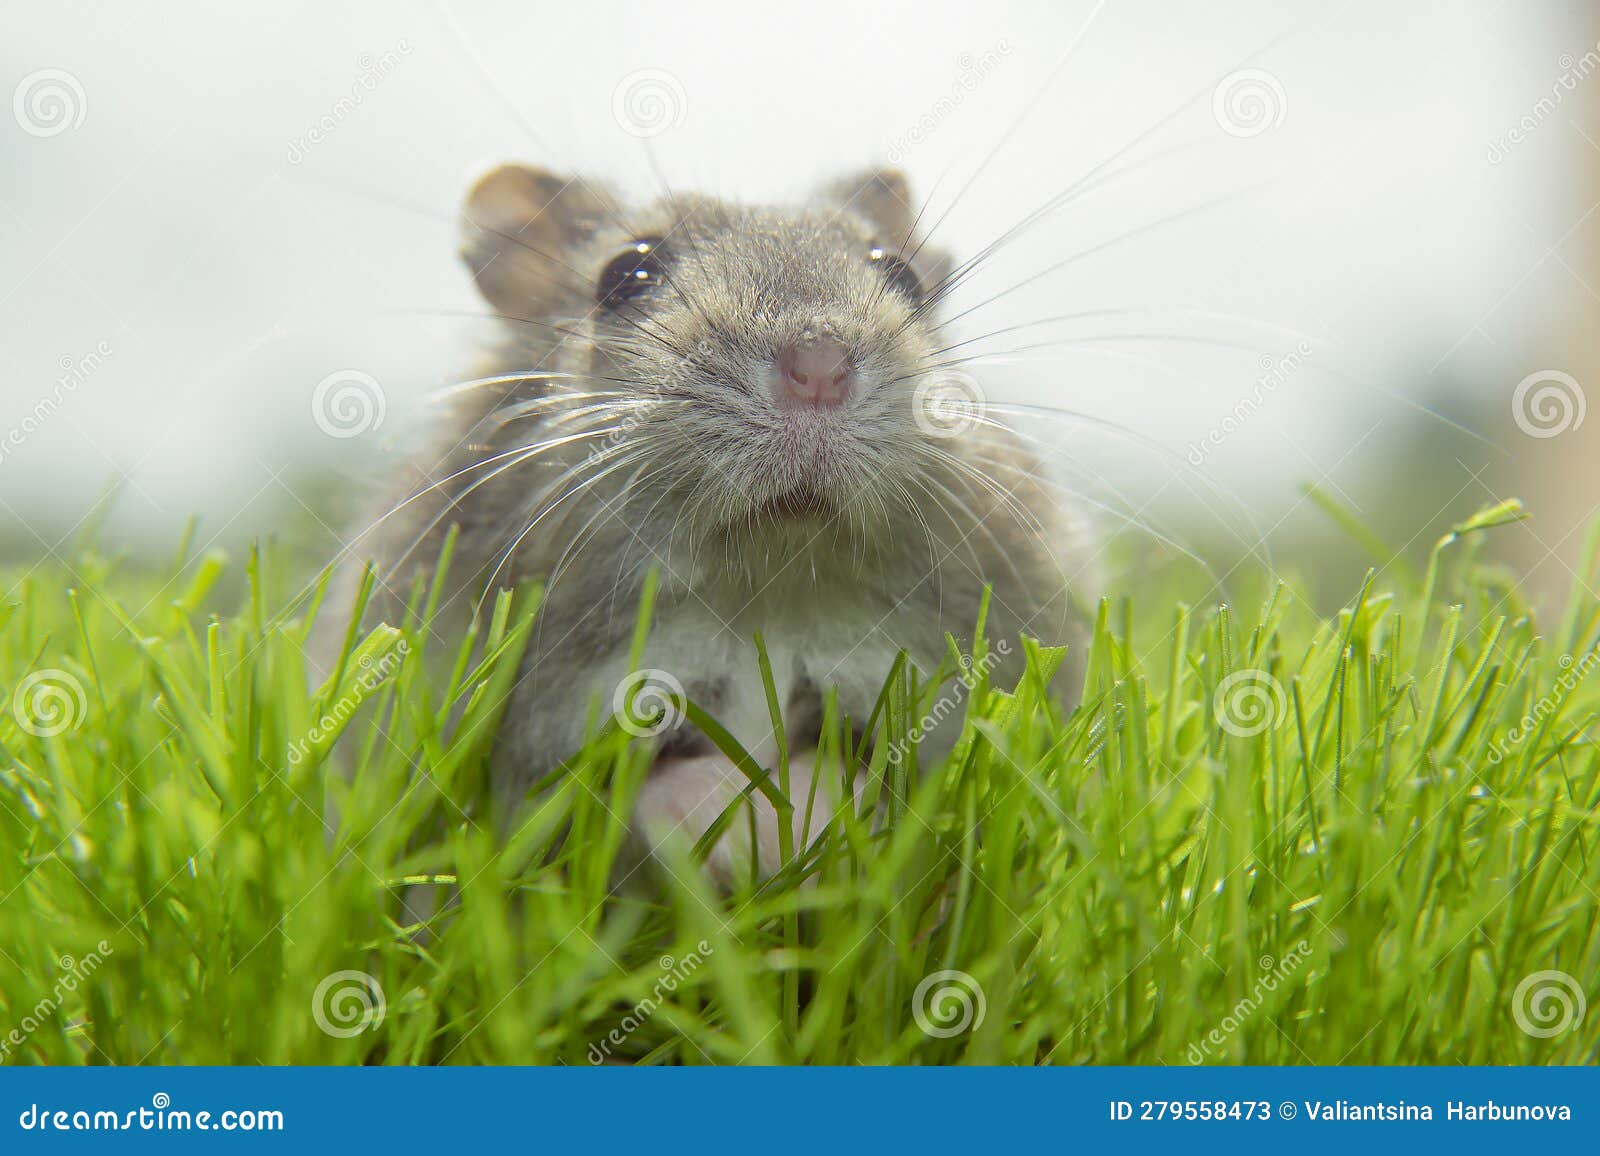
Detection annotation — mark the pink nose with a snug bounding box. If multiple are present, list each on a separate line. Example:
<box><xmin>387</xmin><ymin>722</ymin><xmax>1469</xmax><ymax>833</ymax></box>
<box><xmin>774</xmin><ymin>334</ymin><xmax>853</xmax><ymax>408</ymax></box>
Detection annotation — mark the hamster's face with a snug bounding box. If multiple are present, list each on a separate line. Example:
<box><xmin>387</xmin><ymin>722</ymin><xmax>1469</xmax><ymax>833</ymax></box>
<box><xmin>461</xmin><ymin>166</ymin><xmax>957</xmax><ymax>540</ymax></box>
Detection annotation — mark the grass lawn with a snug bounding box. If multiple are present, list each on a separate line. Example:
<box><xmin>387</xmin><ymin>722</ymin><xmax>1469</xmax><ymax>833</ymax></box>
<box><xmin>1</xmin><ymin>498</ymin><xmax>1596</xmax><ymax>1065</ymax></box>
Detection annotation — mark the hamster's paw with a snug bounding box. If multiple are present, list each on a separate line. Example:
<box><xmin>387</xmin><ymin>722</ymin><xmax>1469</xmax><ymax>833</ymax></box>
<box><xmin>632</xmin><ymin>749</ymin><xmax>853</xmax><ymax>888</ymax></box>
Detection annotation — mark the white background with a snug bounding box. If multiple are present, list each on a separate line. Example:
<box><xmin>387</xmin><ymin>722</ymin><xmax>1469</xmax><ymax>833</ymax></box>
<box><xmin>2</xmin><ymin>1</ymin><xmax>1596</xmax><ymax>602</ymax></box>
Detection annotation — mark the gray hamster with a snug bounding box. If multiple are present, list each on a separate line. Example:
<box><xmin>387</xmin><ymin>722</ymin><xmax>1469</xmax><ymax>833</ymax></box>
<box><xmin>332</xmin><ymin>164</ymin><xmax>1087</xmax><ymax>883</ymax></box>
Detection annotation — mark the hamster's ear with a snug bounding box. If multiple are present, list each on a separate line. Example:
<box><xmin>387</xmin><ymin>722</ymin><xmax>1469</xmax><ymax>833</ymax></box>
<box><xmin>460</xmin><ymin>164</ymin><xmax>610</xmax><ymax>315</ymax></box>
<box><xmin>822</xmin><ymin>168</ymin><xmax>916</xmax><ymax>242</ymax></box>
<box><xmin>824</xmin><ymin>168</ymin><xmax>951</xmax><ymax>299</ymax></box>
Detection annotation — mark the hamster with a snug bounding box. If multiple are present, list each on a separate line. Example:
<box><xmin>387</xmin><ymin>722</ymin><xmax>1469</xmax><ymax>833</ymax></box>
<box><xmin>334</xmin><ymin>164</ymin><xmax>1088</xmax><ymax>884</ymax></box>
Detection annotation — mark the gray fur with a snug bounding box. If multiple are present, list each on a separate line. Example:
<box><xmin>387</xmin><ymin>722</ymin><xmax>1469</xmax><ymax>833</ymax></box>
<box><xmin>330</xmin><ymin>165</ymin><xmax>1089</xmax><ymax>831</ymax></box>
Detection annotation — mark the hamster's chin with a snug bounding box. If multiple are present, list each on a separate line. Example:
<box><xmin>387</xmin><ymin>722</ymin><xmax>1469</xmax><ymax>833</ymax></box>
<box><xmin>750</xmin><ymin>486</ymin><xmax>835</xmax><ymax>523</ymax></box>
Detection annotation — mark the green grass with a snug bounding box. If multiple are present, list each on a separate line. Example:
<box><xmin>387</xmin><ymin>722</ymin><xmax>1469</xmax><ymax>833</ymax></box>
<box><xmin>1</xmin><ymin>499</ymin><xmax>1597</xmax><ymax>1065</ymax></box>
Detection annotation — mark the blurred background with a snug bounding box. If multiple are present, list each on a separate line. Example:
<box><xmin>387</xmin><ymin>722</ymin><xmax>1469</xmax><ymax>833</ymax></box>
<box><xmin>2</xmin><ymin>0</ymin><xmax>1597</xmax><ymax>611</ymax></box>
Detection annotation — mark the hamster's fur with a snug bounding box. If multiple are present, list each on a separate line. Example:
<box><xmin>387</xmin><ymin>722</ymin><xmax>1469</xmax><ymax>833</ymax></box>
<box><xmin>329</xmin><ymin>165</ymin><xmax>1089</xmax><ymax>882</ymax></box>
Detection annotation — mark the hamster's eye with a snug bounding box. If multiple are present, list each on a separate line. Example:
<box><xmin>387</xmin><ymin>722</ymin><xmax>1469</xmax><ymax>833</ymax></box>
<box><xmin>598</xmin><ymin>238</ymin><xmax>668</xmax><ymax>309</ymax></box>
<box><xmin>868</xmin><ymin>246</ymin><xmax>923</xmax><ymax>301</ymax></box>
